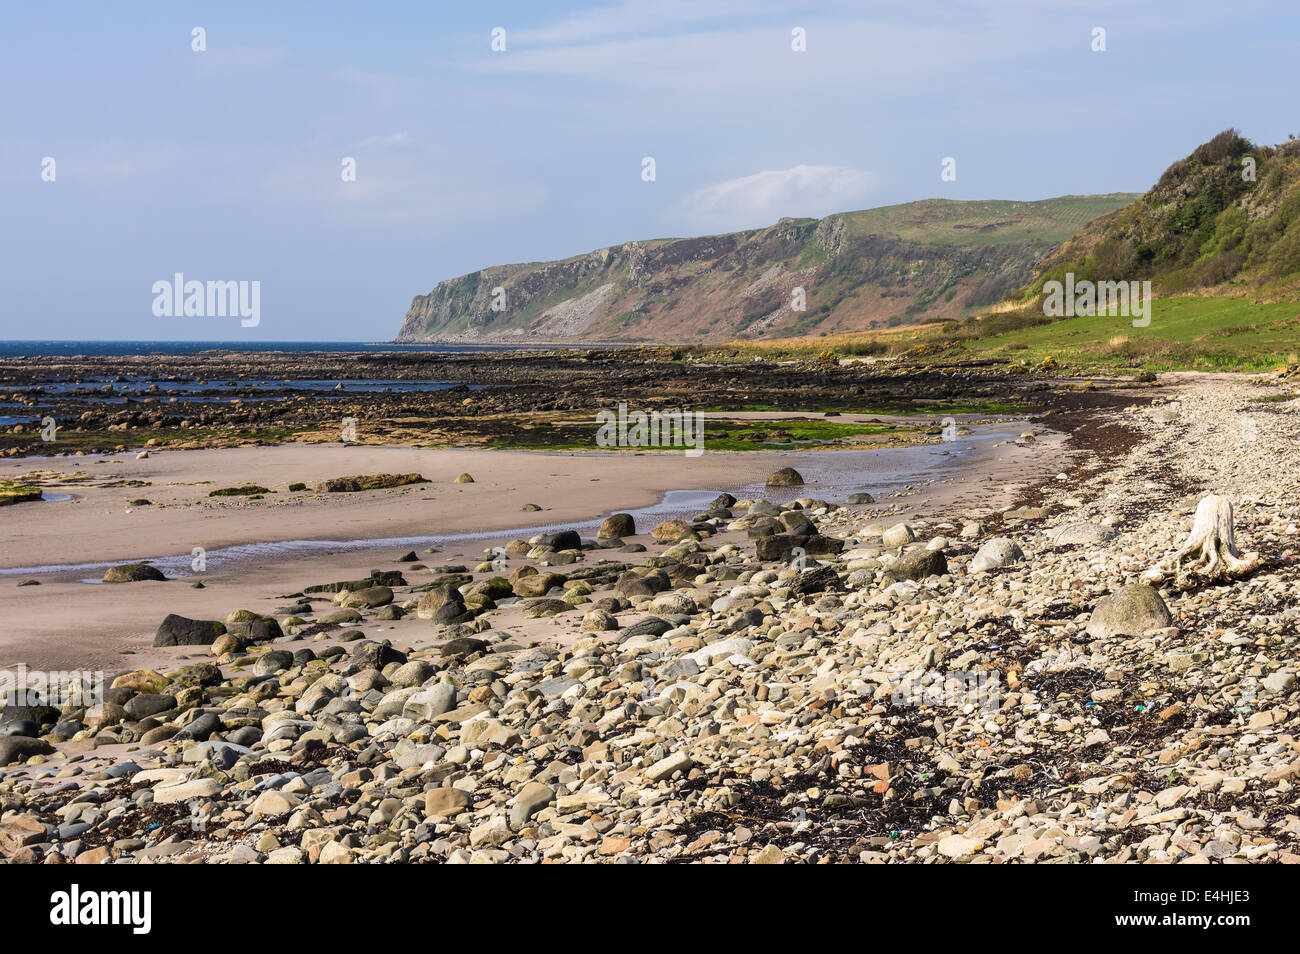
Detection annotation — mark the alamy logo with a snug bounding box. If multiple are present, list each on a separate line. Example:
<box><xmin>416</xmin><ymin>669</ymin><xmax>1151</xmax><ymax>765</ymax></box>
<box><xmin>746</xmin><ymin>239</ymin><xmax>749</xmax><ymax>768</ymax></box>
<box><xmin>890</xmin><ymin>669</ymin><xmax>1001</xmax><ymax>713</ymax></box>
<box><xmin>152</xmin><ymin>273</ymin><xmax>260</xmax><ymax>327</ymax></box>
<box><xmin>1042</xmin><ymin>272</ymin><xmax>1151</xmax><ymax>327</ymax></box>
<box><xmin>49</xmin><ymin>884</ymin><xmax>151</xmax><ymax>934</ymax></box>
<box><xmin>595</xmin><ymin>402</ymin><xmax>705</xmax><ymax>457</ymax></box>
<box><xmin>1</xmin><ymin>665</ymin><xmax>104</xmax><ymax>717</ymax></box>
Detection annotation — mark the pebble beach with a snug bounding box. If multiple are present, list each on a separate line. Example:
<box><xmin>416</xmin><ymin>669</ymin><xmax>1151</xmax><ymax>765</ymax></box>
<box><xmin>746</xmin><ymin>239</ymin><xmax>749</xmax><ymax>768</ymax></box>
<box><xmin>1</xmin><ymin>371</ymin><xmax>1298</xmax><ymax>865</ymax></box>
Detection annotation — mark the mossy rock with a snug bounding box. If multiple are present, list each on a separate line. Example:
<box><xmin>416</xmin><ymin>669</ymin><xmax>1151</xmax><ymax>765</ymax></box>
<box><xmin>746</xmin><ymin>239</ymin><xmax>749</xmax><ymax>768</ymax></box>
<box><xmin>320</xmin><ymin>609</ymin><xmax>363</xmax><ymax>625</ymax></box>
<box><xmin>208</xmin><ymin>485</ymin><xmax>271</xmax><ymax>497</ymax></box>
<box><xmin>110</xmin><ymin>669</ymin><xmax>170</xmax><ymax>693</ymax></box>
<box><xmin>316</xmin><ymin>473</ymin><xmax>428</xmax><ymax>492</ymax></box>
<box><xmin>765</xmin><ymin>467</ymin><xmax>804</xmax><ymax>488</ymax></box>
<box><xmin>103</xmin><ymin>562</ymin><xmax>166</xmax><ymax>583</ymax></box>
<box><xmin>0</xmin><ymin>481</ymin><xmax>41</xmax><ymax>506</ymax></box>
<box><xmin>1086</xmin><ymin>584</ymin><xmax>1172</xmax><ymax>638</ymax></box>
<box><xmin>339</xmin><ymin>585</ymin><xmax>394</xmax><ymax>609</ymax></box>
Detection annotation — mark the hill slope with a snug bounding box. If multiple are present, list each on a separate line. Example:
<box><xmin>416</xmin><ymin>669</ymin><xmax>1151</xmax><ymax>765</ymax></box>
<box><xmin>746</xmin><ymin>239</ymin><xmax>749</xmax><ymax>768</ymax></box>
<box><xmin>1009</xmin><ymin>130</ymin><xmax>1300</xmax><ymax>305</ymax></box>
<box><xmin>395</xmin><ymin>194</ymin><xmax>1135</xmax><ymax>344</ymax></box>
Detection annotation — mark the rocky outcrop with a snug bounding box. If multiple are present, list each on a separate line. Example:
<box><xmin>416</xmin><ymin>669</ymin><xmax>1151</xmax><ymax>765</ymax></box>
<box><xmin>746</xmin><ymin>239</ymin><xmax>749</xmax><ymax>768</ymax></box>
<box><xmin>397</xmin><ymin>196</ymin><xmax>1135</xmax><ymax>344</ymax></box>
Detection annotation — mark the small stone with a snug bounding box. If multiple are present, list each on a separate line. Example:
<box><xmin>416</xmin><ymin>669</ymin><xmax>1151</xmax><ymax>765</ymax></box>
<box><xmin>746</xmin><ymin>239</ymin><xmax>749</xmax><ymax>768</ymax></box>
<box><xmin>250</xmin><ymin>789</ymin><xmax>301</xmax><ymax>817</ymax></box>
<box><xmin>645</xmin><ymin>751</ymin><xmax>693</xmax><ymax>782</ymax></box>
<box><xmin>750</xmin><ymin>844</ymin><xmax>785</xmax><ymax>864</ymax></box>
<box><xmin>881</xmin><ymin>523</ymin><xmax>915</xmax><ymax>547</ymax></box>
<box><xmin>152</xmin><ymin>778</ymin><xmax>222</xmax><ymax>805</ymax></box>
<box><xmin>510</xmin><ymin>782</ymin><xmax>555</xmax><ymax>828</ymax></box>
<box><xmin>425</xmin><ymin>787</ymin><xmax>472</xmax><ymax>818</ymax></box>
<box><xmin>969</xmin><ymin>537</ymin><xmax>1024</xmax><ymax>573</ymax></box>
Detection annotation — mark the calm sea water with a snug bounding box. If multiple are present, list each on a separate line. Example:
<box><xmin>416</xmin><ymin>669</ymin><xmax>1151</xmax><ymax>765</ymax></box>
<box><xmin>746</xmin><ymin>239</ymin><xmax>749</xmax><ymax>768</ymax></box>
<box><xmin>0</xmin><ymin>341</ymin><xmax>527</xmax><ymax>357</ymax></box>
<box><xmin>0</xmin><ymin>341</ymin><xmax>524</xmax><ymax>424</ymax></box>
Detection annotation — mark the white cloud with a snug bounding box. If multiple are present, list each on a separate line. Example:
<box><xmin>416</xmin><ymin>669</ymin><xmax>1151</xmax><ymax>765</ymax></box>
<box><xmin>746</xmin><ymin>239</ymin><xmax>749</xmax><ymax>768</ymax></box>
<box><xmin>469</xmin><ymin>1</ymin><xmax>1257</xmax><ymax>92</ymax></box>
<box><xmin>519</xmin><ymin>0</ymin><xmax>766</xmax><ymax>45</ymax></box>
<box><xmin>680</xmin><ymin>164</ymin><xmax>879</xmax><ymax>231</ymax></box>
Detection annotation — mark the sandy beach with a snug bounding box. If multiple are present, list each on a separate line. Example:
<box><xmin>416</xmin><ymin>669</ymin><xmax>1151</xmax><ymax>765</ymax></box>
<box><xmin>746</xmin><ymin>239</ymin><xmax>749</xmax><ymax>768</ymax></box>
<box><xmin>0</xmin><ymin>418</ymin><xmax>1070</xmax><ymax>672</ymax></box>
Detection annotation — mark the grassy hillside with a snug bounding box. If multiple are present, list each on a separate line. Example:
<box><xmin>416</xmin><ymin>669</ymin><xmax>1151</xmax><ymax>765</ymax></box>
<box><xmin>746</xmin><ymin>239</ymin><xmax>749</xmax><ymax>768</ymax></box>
<box><xmin>839</xmin><ymin>195</ymin><xmax>1137</xmax><ymax>246</ymax></box>
<box><xmin>396</xmin><ymin>194</ymin><xmax>1136</xmax><ymax>344</ymax></box>
<box><xmin>955</xmin><ymin>296</ymin><xmax>1300</xmax><ymax>371</ymax></box>
<box><xmin>733</xmin><ymin>131</ymin><xmax>1300</xmax><ymax>374</ymax></box>
<box><xmin>709</xmin><ymin>296</ymin><xmax>1300</xmax><ymax>373</ymax></box>
<box><xmin>1010</xmin><ymin>130</ymin><xmax>1300</xmax><ymax>304</ymax></box>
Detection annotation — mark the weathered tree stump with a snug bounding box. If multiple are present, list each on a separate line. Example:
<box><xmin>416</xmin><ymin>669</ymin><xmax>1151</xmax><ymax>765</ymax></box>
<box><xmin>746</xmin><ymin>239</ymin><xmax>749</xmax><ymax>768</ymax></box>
<box><xmin>1143</xmin><ymin>494</ymin><xmax>1260</xmax><ymax>584</ymax></box>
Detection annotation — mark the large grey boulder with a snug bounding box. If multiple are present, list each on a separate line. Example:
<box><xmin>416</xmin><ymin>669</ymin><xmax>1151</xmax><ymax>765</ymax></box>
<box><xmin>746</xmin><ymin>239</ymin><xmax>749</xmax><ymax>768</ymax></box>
<box><xmin>598</xmin><ymin>513</ymin><xmax>636</xmax><ymax>539</ymax></box>
<box><xmin>103</xmin><ymin>563</ymin><xmax>166</xmax><ymax>583</ymax></box>
<box><xmin>402</xmin><ymin>684</ymin><xmax>457</xmax><ymax>721</ymax></box>
<box><xmin>881</xmin><ymin>549</ymin><xmax>947</xmax><ymax>584</ymax></box>
<box><xmin>510</xmin><ymin>781</ymin><xmax>555</xmax><ymax>828</ymax></box>
<box><xmin>0</xmin><ymin>736</ymin><xmax>53</xmax><ymax>766</ymax></box>
<box><xmin>969</xmin><ymin>537</ymin><xmax>1024</xmax><ymax>573</ymax></box>
<box><xmin>416</xmin><ymin>585</ymin><xmax>462</xmax><ymax>618</ymax></box>
<box><xmin>1086</xmin><ymin>584</ymin><xmax>1172</xmax><ymax>638</ymax></box>
<box><xmin>765</xmin><ymin>468</ymin><xmax>804</xmax><ymax>488</ymax></box>
<box><xmin>881</xmin><ymin>523</ymin><xmax>916</xmax><ymax>547</ymax></box>
<box><xmin>153</xmin><ymin>614</ymin><xmax>226</xmax><ymax>647</ymax></box>
<box><xmin>339</xmin><ymin>585</ymin><xmax>393</xmax><ymax>608</ymax></box>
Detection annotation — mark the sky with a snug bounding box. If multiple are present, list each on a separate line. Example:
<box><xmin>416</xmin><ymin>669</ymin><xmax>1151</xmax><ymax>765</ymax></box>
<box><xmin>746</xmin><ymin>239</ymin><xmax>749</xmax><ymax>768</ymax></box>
<box><xmin>2</xmin><ymin>0</ymin><xmax>1297</xmax><ymax>341</ymax></box>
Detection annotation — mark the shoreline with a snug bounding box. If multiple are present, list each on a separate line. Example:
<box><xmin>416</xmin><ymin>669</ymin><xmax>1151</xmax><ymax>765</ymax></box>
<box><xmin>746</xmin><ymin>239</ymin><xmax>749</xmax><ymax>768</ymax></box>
<box><xmin>0</xmin><ymin>418</ymin><xmax>1073</xmax><ymax>673</ymax></box>
<box><xmin>0</xmin><ymin>416</ymin><xmax>1053</xmax><ymax>570</ymax></box>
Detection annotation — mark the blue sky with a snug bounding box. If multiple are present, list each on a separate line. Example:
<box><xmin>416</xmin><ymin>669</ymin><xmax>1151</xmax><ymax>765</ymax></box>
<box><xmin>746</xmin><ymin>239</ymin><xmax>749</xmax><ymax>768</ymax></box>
<box><xmin>2</xmin><ymin>0</ymin><xmax>1297</xmax><ymax>341</ymax></box>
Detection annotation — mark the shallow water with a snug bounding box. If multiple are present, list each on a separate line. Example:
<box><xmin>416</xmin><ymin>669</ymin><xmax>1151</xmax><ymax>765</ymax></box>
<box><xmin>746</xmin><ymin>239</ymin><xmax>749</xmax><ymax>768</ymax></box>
<box><xmin>28</xmin><ymin>377</ymin><xmax>478</xmax><ymax>396</ymax></box>
<box><xmin>0</xmin><ymin>341</ymin><xmax>527</xmax><ymax>358</ymax></box>
<box><xmin>0</xmin><ymin>426</ymin><xmax>1022</xmax><ymax>580</ymax></box>
<box><xmin>1</xmin><ymin>377</ymin><xmax>488</xmax><ymax>425</ymax></box>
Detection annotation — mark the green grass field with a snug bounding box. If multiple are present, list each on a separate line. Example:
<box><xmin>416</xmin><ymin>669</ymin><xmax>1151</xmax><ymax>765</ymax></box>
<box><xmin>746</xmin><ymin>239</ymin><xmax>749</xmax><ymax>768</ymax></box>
<box><xmin>958</xmin><ymin>296</ymin><xmax>1300</xmax><ymax>371</ymax></box>
<box><xmin>839</xmin><ymin>194</ymin><xmax>1138</xmax><ymax>246</ymax></box>
<box><xmin>486</xmin><ymin>416</ymin><xmax>921</xmax><ymax>452</ymax></box>
<box><xmin>711</xmin><ymin>295</ymin><xmax>1300</xmax><ymax>372</ymax></box>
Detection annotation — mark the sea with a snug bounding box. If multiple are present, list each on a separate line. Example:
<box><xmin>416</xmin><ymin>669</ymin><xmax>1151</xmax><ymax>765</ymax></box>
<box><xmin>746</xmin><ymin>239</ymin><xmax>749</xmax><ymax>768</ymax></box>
<box><xmin>0</xmin><ymin>340</ymin><xmax>522</xmax><ymax>425</ymax></box>
<box><xmin>0</xmin><ymin>340</ymin><xmax>521</xmax><ymax>357</ymax></box>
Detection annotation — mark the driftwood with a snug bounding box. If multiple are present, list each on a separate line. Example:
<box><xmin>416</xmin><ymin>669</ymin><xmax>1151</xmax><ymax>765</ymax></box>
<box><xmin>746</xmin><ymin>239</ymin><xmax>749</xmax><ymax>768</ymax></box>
<box><xmin>1143</xmin><ymin>494</ymin><xmax>1260</xmax><ymax>584</ymax></box>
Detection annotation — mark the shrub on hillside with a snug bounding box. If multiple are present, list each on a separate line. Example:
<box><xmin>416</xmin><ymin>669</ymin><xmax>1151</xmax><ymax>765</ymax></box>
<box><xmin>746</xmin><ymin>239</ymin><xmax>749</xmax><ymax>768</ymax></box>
<box><xmin>1193</xmin><ymin>128</ymin><xmax>1252</xmax><ymax>165</ymax></box>
<box><xmin>1191</xmin><ymin>251</ymin><xmax>1245</xmax><ymax>286</ymax></box>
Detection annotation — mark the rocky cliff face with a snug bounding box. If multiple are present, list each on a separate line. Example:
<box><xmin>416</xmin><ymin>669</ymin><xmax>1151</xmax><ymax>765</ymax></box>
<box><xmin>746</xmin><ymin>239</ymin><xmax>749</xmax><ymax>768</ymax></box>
<box><xmin>396</xmin><ymin>195</ymin><xmax>1136</xmax><ymax>343</ymax></box>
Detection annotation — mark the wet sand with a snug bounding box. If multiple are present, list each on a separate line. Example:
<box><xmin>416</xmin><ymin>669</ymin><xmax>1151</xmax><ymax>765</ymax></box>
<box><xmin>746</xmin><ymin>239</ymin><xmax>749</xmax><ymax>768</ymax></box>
<box><xmin>0</xmin><ymin>419</ymin><xmax>1073</xmax><ymax>672</ymax></box>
